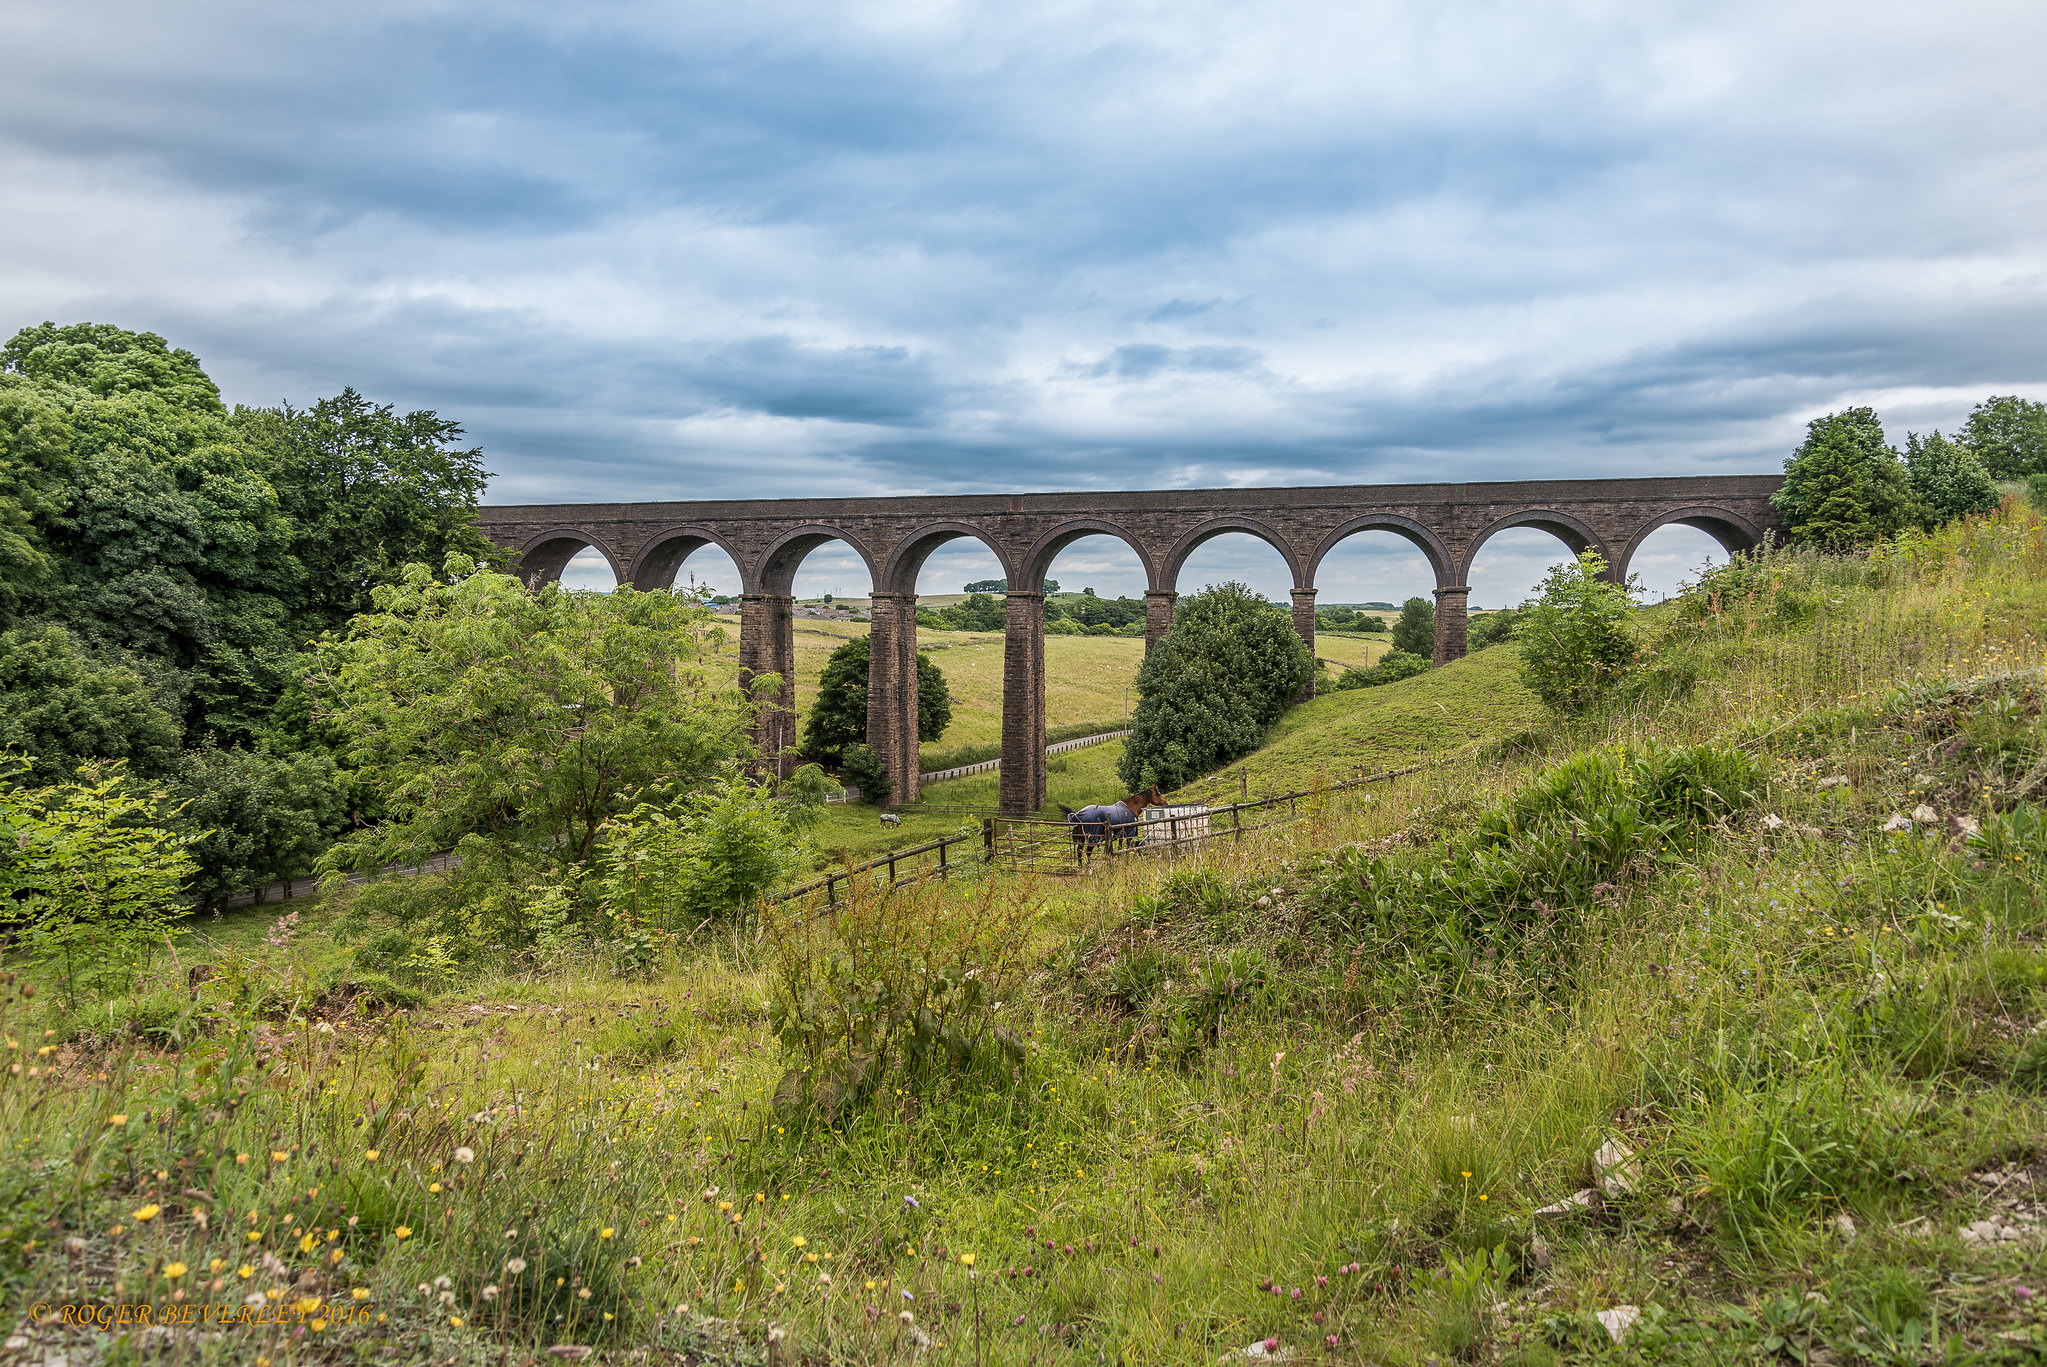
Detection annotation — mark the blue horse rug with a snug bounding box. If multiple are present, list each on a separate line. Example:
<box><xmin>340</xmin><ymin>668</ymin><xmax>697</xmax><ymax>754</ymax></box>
<box><xmin>1066</xmin><ymin>800</ymin><xmax>1140</xmax><ymax>848</ymax></box>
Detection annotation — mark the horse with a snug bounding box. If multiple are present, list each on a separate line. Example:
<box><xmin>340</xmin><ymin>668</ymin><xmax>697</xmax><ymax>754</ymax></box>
<box><xmin>1055</xmin><ymin>786</ymin><xmax>1165</xmax><ymax>865</ymax></box>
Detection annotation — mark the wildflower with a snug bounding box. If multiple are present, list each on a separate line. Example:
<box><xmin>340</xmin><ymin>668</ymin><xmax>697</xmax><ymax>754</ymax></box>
<box><xmin>449</xmin><ymin>1316</ymin><xmax>463</xmax><ymax>1327</ymax></box>
<box><xmin>364</xmin><ymin>1150</ymin><xmax>379</xmax><ymax>1161</ymax></box>
<box><xmin>482</xmin><ymin>1285</ymin><xmax>499</xmax><ymax>1300</ymax></box>
<box><xmin>236</xmin><ymin>1153</ymin><xmax>249</xmax><ymax>1165</ymax></box>
<box><xmin>108</xmin><ymin>1114</ymin><xmax>128</xmax><ymax>1127</ymax></box>
<box><xmin>352</xmin><ymin>1289</ymin><xmax>370</xmax><ymax>1300</ymax></box>
<box><xmin>271</xmin><ymin>1151</ymin><xmax>289</xmax><ymax>1162</ymax></box>
<box><xmin>792</xmin><ymin>1236</ymin><xmax>807</xmax><ymax>1248</ymax></box>
<box><xmin>899</xmin><ymin>1310</ymin><xmax>915</xmax><ymax>1323</ymax></box>
<box><xmin>429</xmin><ymin>1183</ymin><xmax>441</xmax><ymax>1193</ymax></box>
<box><xmin>238</xmin><ymin>1265</ymin><xmax>254</xmax><ymax>1279</ymax></box>
<box><xmin>162</xmin><ymin>1262</ymin><xmax>188</xmax><ymax>1279</ymax></box>
<box><xmin>902</xmin><ymin>1289</ymin><xmax>914</xmax><ymax>1301</ymax></box>
<box><xmin>600</xmin><ymin>1227</ymin><xmax>615</xmax><ymax>1239</ymax></box>
<box><xmin>903</xmin><ymin>1195</ymin><xmax>920</xmax><ymax>1208</ymax></box>
<box><xmin>394</xmin><ymin>1227</ymin><xmax>412</xmax><ymax>1240</ymax></box>
<box><xmin>133</xmin><ymin>1204</ymin><xmax>161</xmax><ymax>1222</ymax></box>
<box><xmin>959</xmin><ymin>1253</ymin><xmax>975</xmax><ymax>1267</ymax></box>
<box><xmin>454</xmin><ymin>1147</ymin><xmax>475</xmax><ymax>1164</ymax></box>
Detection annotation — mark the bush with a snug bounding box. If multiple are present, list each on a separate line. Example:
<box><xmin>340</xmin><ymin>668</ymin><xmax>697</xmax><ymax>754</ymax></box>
<box><xmin>1332</xmin><ymin>650</ymin><xmax>1431</xmax><ymax>690</ymax></box>
<box><xmin>1119</xmin><ymin>583</ymin><xmax>1313</xmax><ymax>792</ymax></box>
<box><xmin>1517</xmin><ymin>552</ymin><xmax>1639</xmax><ymax>714</ymax></box>
<box><xmin>1390</xmin><ymin>596</ymin><xmax>1435</xmax><ymax>656</ymax></box>
<box><xmin>837</xmin><ymin>743</ymin><xmax>891</xmax><ymax>803</ymax></box>
<box><xmin>1466</xmin><ymin>606</ymin><xmax>1522</xmax><ymax>650</ymax></box>
<box><xmin>1904</xmin><ymin>430</ymin><xmax>2000</xmax><ymax>526</ymax></box>
<box><xmin>762</xmin><ymin>878</ymin><xmax>1035</xmax><ymax>1121</ymax></box>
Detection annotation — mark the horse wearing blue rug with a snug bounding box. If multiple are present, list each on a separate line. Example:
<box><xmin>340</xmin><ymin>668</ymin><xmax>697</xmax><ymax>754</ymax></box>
<box><xmin>1056</xmin><ymin>786</ymin><xmax>1164</xmax><ymax>866</ymax></box>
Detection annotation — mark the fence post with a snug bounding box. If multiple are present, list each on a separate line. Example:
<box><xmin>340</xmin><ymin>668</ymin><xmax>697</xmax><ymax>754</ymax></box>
<box><xmin>939</xmin><ymin>836</ymin><xmax>949</xmax><ymax>880</ymax></box>
<box><xmin>983</xmin><ymin>817</ymin><xmax>996</xmax><ymax>863</ymax></box>
<box><xmin>888</xmin><ymin>852</ymin><xmax>898</xmax><ymax>887</ymax></box>
<box><xmin>827</xmin><ymin>872</ymin><xmax>838</xmax><ymax>909</ymax></box>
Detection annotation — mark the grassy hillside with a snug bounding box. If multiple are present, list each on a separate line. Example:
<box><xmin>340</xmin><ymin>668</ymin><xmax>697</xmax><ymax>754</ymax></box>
<box><xmin>8</xmin><ymin>506</ymin><xmax>2047</xmax><ymax>1365</ymax></box>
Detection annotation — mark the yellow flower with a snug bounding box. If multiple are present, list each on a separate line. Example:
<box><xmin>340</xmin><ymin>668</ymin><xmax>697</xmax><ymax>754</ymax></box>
<box><xmin>236</xmin><ymin>1153</ymin><xmax>249</xmax><ymax>1165</ymax></box>
<box><xmin>449</xmin><ymin>1316</ymin><xmax>463</xmax><ymax>1327</ymax></box>
<box><xmin>311</xmin><ymin>1320</ymin><xmax>328</xmax><ymax>1332</ymax></box>
<box><xmin>162</xmin><ymin>1261</ymin><xmax>188</xmax><ymax>1278</ymax></box>
<box><xmin>364</xmin><ymin>1150</ymin><xmax>379</xmax><ymax>1161</ymax></box>
<box><xmin>299</xmin><ymin>1232</ymin><xmax>317</xmax><ymax>1253</ymax></box>
<box><xmin>791</xmin><ymin>1236</ymin><xmax>807</xmax><ymax>1248</ymax></box>
<box><xmin>238</xmin><ymin>1265</ymin><xmax>255</xmax><ymax>1279</ymax></box>
<box><xmin>600</xmin><ymin>1227</ymin><xmax>615</xmax><ymax>1239</ymax></box>
<box><xmin>248</xmin><ymin>1230</ymin><xmax>262</xmax><ymax>1242</ymax></box>
<box><xmin>271</xmin><ymin>1151</ymin><xmax>289</xmax><ymax>1162</ymax></box>
<box><xmin>107</xmin><ymin>1114</ymin><xmax>128</xmax><ymax>1127</ymax></box>
<box><xmin>352</xmin><ymin>1288</ymin><xmax>370</xmax><ymax>1300</ymax></box>
<box><xmin>394</xmin><ymin>1227</ymin><xmax>412</xmax><ymax>1240</ymax></box>
<box><xmin>429</xmin><ymin>1183</ymin><xmax>442</xmax><ymax>1193</ymax></box>
<box><xmin>133</xmin><ymin>1204</ymin><xmax>161</xmax><ymax>1222</ymax></box>
<box><xmin>959</xmin><ymin>1253</ymin><xmax>975</xmax><ymax>1267</ymax></box>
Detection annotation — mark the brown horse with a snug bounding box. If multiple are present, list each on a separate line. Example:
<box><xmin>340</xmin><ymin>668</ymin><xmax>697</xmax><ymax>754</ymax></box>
<box><xmin>1056</xmin><ymin>786</ymin><xmax>1165</xmax><ymax>865</ymax></box>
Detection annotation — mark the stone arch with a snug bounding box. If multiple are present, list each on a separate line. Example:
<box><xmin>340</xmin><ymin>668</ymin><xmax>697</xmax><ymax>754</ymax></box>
<box><xmin>876</xmin><ymin>521</ymin><xmax>1019</xmax><ymax>596</ymax></box>
<box><xmin>515</xmin><ymin>529</ymin><xmax>628</xmax><ymax>588</ymax></box>
<box><xmin>627</xmin><ymin>525</ymin><xmax>747</xmax><ymax>592</ymax></box>
<box><xmin>1019</xmin><ymin>519</ymin><xmax>1159</xmax><ymax>593</ymax></box>
<box><xmin>1612</xmin><ymin>506</ymin><xmax>1765</xmax><ymax>582</ymax></box>
<box><xmin>1457</xmin><ymin>508</ymin><xmax>1612</xmax><ymax>583</ymax></box>
<box><xmin>753</xmin><ymin>524</ymin><xmax>881</xmax><ymax>597</ymax></box>
<box><xmin>1304</xmin><ymin>513</ymin><xmax>1455</xmax><ymax>590</ymax></box>
<box><xmin>1163</xmin><ymin>516</ymin><xmax>1304</xmax><ymax>592</ymax></box>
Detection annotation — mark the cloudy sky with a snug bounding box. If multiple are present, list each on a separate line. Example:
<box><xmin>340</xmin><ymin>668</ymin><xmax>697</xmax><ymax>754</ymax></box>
<box><xmin>6</xmin><ymin>1</ymin><xmax>2043</xmax><ymax>604</ymax></box>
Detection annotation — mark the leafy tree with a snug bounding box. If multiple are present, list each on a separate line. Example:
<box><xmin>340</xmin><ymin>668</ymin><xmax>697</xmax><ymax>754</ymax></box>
<box><xmin>0</xmin><ymin>378</ymin><xmax>74</xmax><ymax>624</ymax></box>
<box><xmin>169</xmin><ymin>745</ymin><xmax>349</xmax><ymax>906</ymax></box>
<box><xmin>1770</xmin><ymin>407</ymin><xmax>1914</xmax><ymax>546</ymax></box>
<box><xmin>1</xmin><ymin>321</ymin><xmax>224</xmax><ymax>414</ymax></box>
<box><xmin>1390</xmin><ymin>596</ymin><xmax>1435</xmax><ymax>657</ymax></box>
<box><xmin>234</xmin><ymin>387</ymin><xmax>495</xmax><ymax>637</ymax></box>
<box><xmin>1960</xmin><ymin>394</ymin><xmax>2047</xmax><ymax>479</ymax></box>
<box><xmin>1119</xmin><ymin>582</ymin><xmax>1312</xmax><ymax>792</ymax></box>
<box><xmin>0</xmin><ymin>623</ymin><xmax>181</xmax><ymax>783</ymax></box>
<box><xmin>1517</xmin><ymin>552</ymin><xmax>1639</xmax><ymax>714</ymax></box>
<box><xmin>1331</xmin><ymin>649</ymin><xmax>1430</xmax><ymax>690</ymax></box>
<box><xmin>312</xmin><ymin>557</ymin><xmax>755</xmax><ymax>943</ymax></box>
<box><xmin>1904</xmin><ymin>430</ymin><xmax>2001</xmax><ymax>526</ymax></box>
<box><xmin>0</xmin><ymin>756</ymin><xmax>196</xmax><ymax>1000</ymax></box>
<box><xmin>799</xmin><ymin>634</ymin><xmax>952</xmax><ymax>764</ymax></box>
<box><xmin>2027</xmin><ymin>474</ymin><xmax>2047</xmax><ymax>512</ymax></box>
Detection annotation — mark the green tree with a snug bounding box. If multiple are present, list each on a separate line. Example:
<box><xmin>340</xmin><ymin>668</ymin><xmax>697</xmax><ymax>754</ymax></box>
<box><xmin>1390</xmin><ymin>595</ymin><xmax>1435</xmax><ymax>657</ymax></box>
<box><xmin>798</xmin><ymin>634</ymin><xmax>952</xmax><ymax>764</ymax></box>
<box><xmin>1</xmin><ymin>321</ymin><xmax>224</xmax><ymax>414</ymax></box>
<box><xmin>1904</xmin><ymin>430</ymin><xmax>2001</xmax><ymax>526</ymax></box>
<box><xmin>0</xmin><ymin>623</ymin><xmax>182</xmax><ymax>783</ymax></box>
<box><xmin>311</xmin><ymin>557</ymin><xmax>755</xmax><ymax>944</ymax></box>
<box><xmin>0</xmin><ymin>756</ymin><xmax>197</xmax><ymax>1000</ymax></box>
<box><xmin>1331</xmin><ymin>649</ymin><xmax>1430</xmax><ymax>690</ymax></box>
<box><xmin>169</xmin><ymin>745</ymin><xmax>349</xmax><ymax>906</ymax></box>
<box><xmin>234</xmin><ymin>387</ymin><xmax>495</xmax><ymax>638</ymax></box>
<box><xmin>1770</xmin><ymin>407</ymin><xmax>1915</xmax><ymax>546</ymax></box>
<box><xmin>1960</xmin><ymin>394</ymin><xmax>2047</xmax><ymax>479</ymax></box>
<box><xmin>1467</xmin><ymin>606</ymin><xmax>1523</xmax><ymax>651</ymax></box>
<box><xmin>1517</xmin><ymin>552</ymin><xmax>1639</xmax><ymax>714</ymax></box>
<box><xmin>1119</xmin><ymin>582</ymin><xmax>1312</xmax><ymax>792</ymax></box>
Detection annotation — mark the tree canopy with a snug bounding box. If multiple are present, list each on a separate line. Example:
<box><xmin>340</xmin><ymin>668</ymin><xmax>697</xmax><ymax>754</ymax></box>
<box><xmin>1390</xmin><ymin>596</ymin><xmax>1435</xmax><ymax>657</ymax></box>
<box><xmin>800</xmin><ymin>634</ymin><xmax>952</xmax><ymax>764</ymax></box>
<box><xmin>1960</xmin><ymin>395</ymin><xmax>2047</xmax><ymax>479</ymax></box>
<box><xmin>1770</xmin><ymin>408</ymin><xmax>1915</xmax><ymax>546</ymax></box>
<box><xmin>1904</xmin><ymin>430</ymin><xmax>2001</xmax><ymax>526</ymax></box>
<box><xmin>1119</xmin><ymin>582</ymin><xmax>1312</xmax><ymax>792</ymax></box>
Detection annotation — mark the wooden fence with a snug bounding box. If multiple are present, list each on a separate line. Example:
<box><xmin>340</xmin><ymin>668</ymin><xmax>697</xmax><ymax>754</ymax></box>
<box><xmin>766</xmin><ymin>761</ymin><xmax>1429</xmax><ymax>906</ymax></box>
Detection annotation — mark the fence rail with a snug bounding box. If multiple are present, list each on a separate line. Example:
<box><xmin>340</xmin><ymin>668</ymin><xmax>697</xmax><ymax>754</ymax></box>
<box><xmin>919</xmin><ymin>729</ymin><xmax>1129</xmax><ymax>785</ymax></box>
<box><xmin>767</xmin><ymin>760</ymin><xmax>1431</xmax><ymax>906</ymax></box>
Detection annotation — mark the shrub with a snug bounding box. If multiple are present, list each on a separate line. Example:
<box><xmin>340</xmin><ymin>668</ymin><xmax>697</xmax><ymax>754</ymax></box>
<box><xmin>762</xmin><ymin>878</ymin><xmax>1035</xmax><ymax>1121</ymax></box>
<box><xmin>1904</xmin><ymin>430</ymin><xmax>2000</xmax><ymax>526</ymax></box>
<box><xmin>1516</xmin><ymin>552</ymin><xmax>1640</xmax><ymax>714</ymax></box>
<box><xmin>1332</xmin><ymin>649</ymin><xmax>1430</xmax><ymax>690</ymax></box>
<box><xmin>837</xmin><ymin>743</ymin><xmax>891</xmax><ymax>803</ymax></box>
<box><xmin>1466</xmin><ymin>606</ymin><xmax>1522</xmax><ymax>650</ymax></box>
<box><xmin>1120</xmin><ymin>582</ymin><xmax>1312</xmax><ymax>791</ymax></box>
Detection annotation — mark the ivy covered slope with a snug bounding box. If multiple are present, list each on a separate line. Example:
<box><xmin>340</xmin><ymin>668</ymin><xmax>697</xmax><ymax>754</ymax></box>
<box><xmin>3</xmin><ymin>505</ymin><xmax>2047</xmax><ymax>1367</ymax></box>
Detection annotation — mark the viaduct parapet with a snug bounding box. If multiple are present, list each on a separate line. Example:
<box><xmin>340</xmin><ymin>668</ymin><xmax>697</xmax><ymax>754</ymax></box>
<box><xmin>476</xmin><ymin>474</ymin><xmax>1782</xmax><ymax>813</ymax></box>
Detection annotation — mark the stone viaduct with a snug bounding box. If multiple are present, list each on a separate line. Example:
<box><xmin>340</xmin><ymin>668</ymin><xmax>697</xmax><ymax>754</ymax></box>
<box><xmin>475</xmin><ymin>475</ymin><xmax>1782</xmax><ymax>814</ymax></box>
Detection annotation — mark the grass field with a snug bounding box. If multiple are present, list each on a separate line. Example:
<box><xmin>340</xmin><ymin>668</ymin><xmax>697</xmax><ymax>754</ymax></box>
<box><xmin>10</xmin><ymin>507</ymin><xmax>2047</xmax><ymax>1365</ymax></box>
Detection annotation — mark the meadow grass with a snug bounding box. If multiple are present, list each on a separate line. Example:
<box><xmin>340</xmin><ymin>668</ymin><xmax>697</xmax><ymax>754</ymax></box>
<box><xmin>6</xmin><ymin>506</ymin><xmax>2047</xmax><ymax>1365</ymax></box>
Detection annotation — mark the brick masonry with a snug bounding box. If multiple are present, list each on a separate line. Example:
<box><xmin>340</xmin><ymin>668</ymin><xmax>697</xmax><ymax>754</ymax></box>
<box><xmin>480</xmin><ymin>475</ymin><xmax>1782</xmax><ymax>812</ymax></box>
